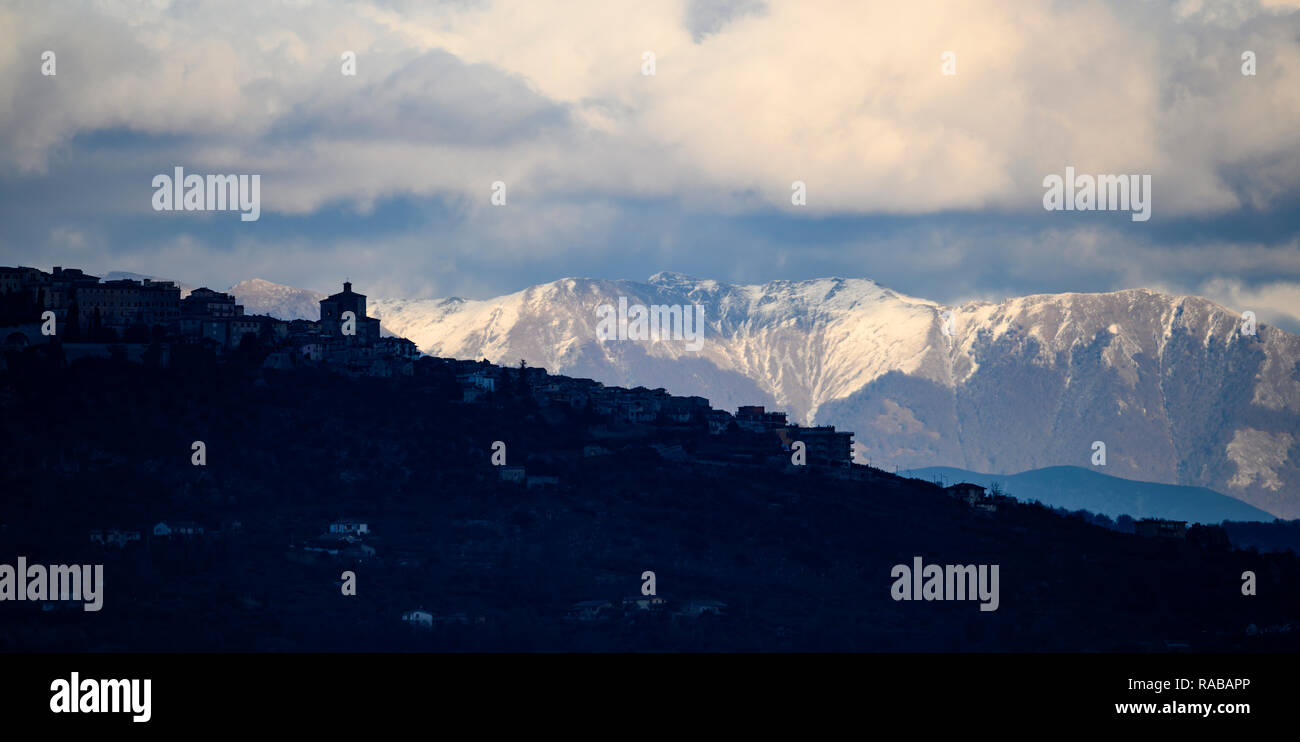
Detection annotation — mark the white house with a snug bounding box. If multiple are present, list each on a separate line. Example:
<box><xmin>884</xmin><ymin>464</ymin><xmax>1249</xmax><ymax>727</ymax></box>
<box><xmin>329</xmin><ymin>519</ymin><xmax>370</xmax><ymax>536</ymax></box>
<box><xmin>678</xmin><ymin>599</ymin><xmax>727</xmax><ymax>618</ymax></box>
<box><xmin>91</xmin><ymin>529</ymin><xmax>142</xmax><ymax>548</ymax></box>
<box><xmin>622</xmin><ymin>595</ymin><xmax>667</xmax><ymax>611</ymax></box>
<box><xmin>402</xmin><ymin>609</ymin><xmax>434</xmax><ymax>629</ymax></box>
<box><xmin>526</xmin><ymin>474</ymin><xmax>559</xmax><ymax>490</ymax></box>
<box><xmin>456</xmin><ymin>370</ymin><xmax>496</xmax><ymax>396</ymax></box>
<box><xmin>153</xmin><ymin>521</ymin><xmax>204</xmax><ymax>538</ymax></box>
<box><xmin>569</xmin><ymin>600</ymin><xmax>612</xmax><ymax>621</ymax></box>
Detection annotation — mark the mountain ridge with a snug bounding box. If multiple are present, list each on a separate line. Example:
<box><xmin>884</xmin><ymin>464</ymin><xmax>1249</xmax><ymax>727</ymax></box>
<box><xmin>229</xmin><ymin>273</ymin><xmax>1300</xmax><ymax>518</ymax></box>
<box><xmin>900</xmin><ymin>464</ymin><xmax>1276</xmax><ymax>524</ymax></box>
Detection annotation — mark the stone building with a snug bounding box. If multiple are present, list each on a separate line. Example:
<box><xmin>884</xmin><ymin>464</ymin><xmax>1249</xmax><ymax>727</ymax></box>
<box><xmin>319</xmin><ymin>281</ymin><xmax>381</xmax><ymax>346</ymax></box>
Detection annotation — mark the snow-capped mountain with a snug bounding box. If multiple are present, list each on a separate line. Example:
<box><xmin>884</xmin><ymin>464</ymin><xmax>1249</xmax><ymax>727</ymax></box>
<box><xmin>235</xmin><ymin>273</ymin><xmax>1300</xmax><ymax>519</ymax></box>
<box><xmin>370</xmin><ymin>272</ymin><xmax>949</xmax><ymax>420</ymax></box>
<box><xmin>229</xmin><ymin>279</ymin><xmax>326</xmax><ymax>321</ymax></box>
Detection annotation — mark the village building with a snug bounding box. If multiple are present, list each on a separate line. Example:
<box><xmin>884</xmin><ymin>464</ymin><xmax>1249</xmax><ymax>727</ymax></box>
<box><xmin>945</xmin><ymin>482</ymin><xmax>987</xmax><ymax>505</ymax></box>
<box><xmin>153</xmin><ymin>521</ymin><xmax>205</xmax><ymax>538</ymax></box>
<box><xmin>0</xmin><ymin>266</ymin><xmax>50</xmax><ymax>299</ymax></box>
<box><xmin>1134</xmin><ymin>518</ymin><xmax>1188</xmax><ymax>539</ymax></box>
<box><xmin>376</xmin><ymin>336</ymin><xmax>420</xmax><ymax>360</ymax></box>
<box><xmin>298</xmin><ymin>342</ymin><xmax>325</xmax><ymax>362</ymax></box>
<box><xmin>526</xmin><ymin>474</ymin><xmax>560</xmax><ymax>491</ymax></box>
<box><xmin>707</xmin><ymin>409</ymin><xmax>735</xmax><ymax>435</ymax></box>
<box><xmin>328</xmin><ymin>519</ymin><xmax>370</xmax><ymax>537</ymax></box>
<box><xmin>569</xmin><ymin>600</ymin><xmax>613</xmax><ymax>621</ymax></box>
<box><xmin>90</xmin><ymin>529</ymin><xmax>142</xmax><ymax>548</ymax></box>
<box><xmin>663</xmin><ymin>395</ymin><xmax>710</xmax><ymax>423</ymax></box>
<box><xmin>621</xmin><ymin>595</ymin><xmax>668</xmax><ymax>612</ymax></box>
<box><xmin>402</xmin><ymin>609</ymin><xmax>434</xmax><ymax>629</ymax></box>
<box><xmin>73</xmin><ymin>277</ymin><xmax>181</xmax><ymax>332</ymax></box>
<box><xmin>676</xmin><ymin>599</ymin><xmax>727</xmax><ymax>618</ymax></box>
<box><xmin>1</xmin><ymin>266</ymin><xmax>419</xmax><ymax>375</ymax></box>
<box><xmin>775</xmin><ymin>425</ymin><xmax>854</xmax><ymax>467</ymax></box>
<box><xmin>735</xmin><ymin>405</ymin><xmax>788</xmax><ymax>432</ymax></box>
<box><xmin>181</xmin><ymin>287</ymin><xmax>241</xmax><ymax>318</ymax></box>
<box><xmin>457</xmin><ymin>369</ymin><xmax>497</xmax><ymax>400</ymax></box>
<box><xmin>319</xmin><ymin>281</ymin><xmax>381</xmax><ymax>346</ymax></box>
<box><xmin>498</xmin><ymin>466</ymin><xmax>526</xmax><ymax>484</ymax></box>
<box><xmin>48</xmin><ymin>267</ymin><xmax>101</xmax><ymax>323</ymax></box>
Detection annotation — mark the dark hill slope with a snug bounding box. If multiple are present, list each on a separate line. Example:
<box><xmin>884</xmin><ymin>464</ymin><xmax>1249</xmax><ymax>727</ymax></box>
<box><xmin>1</xmin><ymin>349</ymin><xmax>1297</xmax><ymax>651</ymax></box>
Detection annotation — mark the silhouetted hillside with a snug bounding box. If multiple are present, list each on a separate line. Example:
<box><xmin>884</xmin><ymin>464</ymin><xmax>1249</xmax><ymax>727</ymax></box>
<box><xmin>2</xmin><ymin>344</ymin><xmax>1297</xmax><ymax>651</ymax></box>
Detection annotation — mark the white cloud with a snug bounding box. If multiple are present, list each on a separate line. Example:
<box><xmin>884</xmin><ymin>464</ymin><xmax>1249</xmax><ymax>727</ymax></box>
<box><xmin>2</xmin><ymin>0</ymin><xmax>1299</xmax><ymax>220</ymax></box>
<box><xmin>1195</xmin><ymin>277</ymin><xmax>1300</xmax><ymax>327</ymax></box>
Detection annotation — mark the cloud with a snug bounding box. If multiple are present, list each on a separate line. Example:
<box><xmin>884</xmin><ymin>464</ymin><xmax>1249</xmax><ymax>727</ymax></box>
<box><xmin>1195</xmin><ymin>277</ymin><xmax>1300</xmax><ymax>329</ymax></box>
<box><xmin>684</xmin><ymin>0</ymin><xmax>768</xmax><ymax>41</ymax></box>
<box><xmin>3</xmin><ymin>0</ymin><xmax>1299</xmax><ymax>217</ymax></box>
<box><xmin>0</xmin><ymin>0</ymin><xmax>1297</xmax><ymax>325</ymax></box>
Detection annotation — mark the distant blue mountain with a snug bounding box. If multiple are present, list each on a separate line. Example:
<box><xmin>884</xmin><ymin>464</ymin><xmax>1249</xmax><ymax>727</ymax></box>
<box><xmin>900</xmin><ymin>465</ymin><xmax>1275</xmax><ymax>524</ymax></box>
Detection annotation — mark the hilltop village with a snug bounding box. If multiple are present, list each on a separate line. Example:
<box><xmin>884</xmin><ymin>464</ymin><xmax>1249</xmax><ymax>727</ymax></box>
<box><xmin>2</xmin><ymin>268</ymin><xmax>1297</xmax><ymax>651</ymax></box>
<box><xmin>0</xmin><ymin>266</ymin><xmax>855</xmax><ymax>468</ymax></box>
<box><xmin>0</xmin><ymin>267</ymin><xmax>417</xmax><ymax>375</ymax></box>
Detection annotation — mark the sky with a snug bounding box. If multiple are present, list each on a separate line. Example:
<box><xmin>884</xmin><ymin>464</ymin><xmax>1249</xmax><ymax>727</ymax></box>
<box><xmin>2</xmin><ymin>0</ymin><xmax>1300</xmax><ymax>329</ymax></box>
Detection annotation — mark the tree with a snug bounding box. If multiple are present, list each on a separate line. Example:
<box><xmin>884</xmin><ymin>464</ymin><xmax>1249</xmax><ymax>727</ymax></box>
<box><xmin>516</xmin><ymin>358</ymin><xmax>529</xmax><ymax>397</ymax></box>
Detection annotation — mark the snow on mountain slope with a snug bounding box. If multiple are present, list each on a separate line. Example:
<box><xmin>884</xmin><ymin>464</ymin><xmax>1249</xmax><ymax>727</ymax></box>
<box><xmin>229</xmin><ymin>279</ymin><xmax>326</xmax><ymax>321</ymax></box>
<box><xmin>371</xmin><ymin>273</ymin><xmax>948</xmax><ymax>423</ymax></box>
